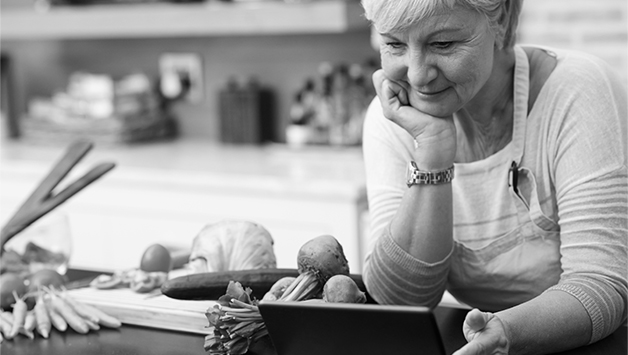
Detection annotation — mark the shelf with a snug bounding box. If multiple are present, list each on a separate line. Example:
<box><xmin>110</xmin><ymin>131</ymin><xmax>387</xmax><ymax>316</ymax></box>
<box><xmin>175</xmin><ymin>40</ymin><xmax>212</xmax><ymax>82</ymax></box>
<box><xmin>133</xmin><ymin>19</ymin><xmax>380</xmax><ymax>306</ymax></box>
<box><xmin>0</xmin><ymin>1</ymin><xmax>370</xmax><ymax>40</ymax></box>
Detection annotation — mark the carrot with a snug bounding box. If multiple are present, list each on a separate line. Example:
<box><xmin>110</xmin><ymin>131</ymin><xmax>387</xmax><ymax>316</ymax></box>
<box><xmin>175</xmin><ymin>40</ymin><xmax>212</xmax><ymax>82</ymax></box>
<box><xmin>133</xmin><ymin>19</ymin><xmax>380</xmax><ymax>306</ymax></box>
<box><xmin>22</xmin><ymin>311</ymin><xmax>36</xmax><ymax>339</ymax></box>
<box><xmin>24</xmin><ymin>310</ymin><xmax>36</xmax><ymax>332</ymax></box>
<box><xmin>0</xmin><ymin>315</ymin><xmax>13</xmax><ymax>340</ymax></box>
<box><xmin>48</xmin><ymin>292</ymin><xmax>89</xmax><ymax>334</ymax></box>
<box><xmin>44</xmin><ymin>297</ymin><xmax>67</xmax><ymax>332</ymax></box>
<box><xmin>58</xmin><ymin>289</ymin><xmax>99</xmax><ymax>323</ymax></box>
<box><xmin>0</xmin><ymin>311</ymin><xmax>13</xmax><ymax>324</ymax></box>
<box><xmin>78</xmin><ymin>303</ymin><xmax>121</xmax><ymax>328</ymax></box>
<box><xmin>34</xmin><ymin>293</ymin><xmax>52</xmax><ymax>338</ymax></box>
<box><xmin>9</xmin><ymin>291</ymin><xmax>27</xmax><ymax>338</ymax></box>
<box><xmin>84</xmin><ymin>318</ymin><xmax>100</xmax><ymax>331</ymax></box>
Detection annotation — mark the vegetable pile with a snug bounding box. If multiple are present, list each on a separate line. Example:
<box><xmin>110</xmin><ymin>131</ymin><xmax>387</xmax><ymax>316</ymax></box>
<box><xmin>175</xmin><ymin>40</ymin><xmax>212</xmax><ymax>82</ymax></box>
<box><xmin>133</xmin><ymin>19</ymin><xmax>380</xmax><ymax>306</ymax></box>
<box><xmin>89</xmin><ymin>243</ymin><xmax>174</xmax><ymax>293</ymax></box>
<box><xmin>203</xmin><ymin>234</ymin><xmax>366</xmax><ymax>355</ymax></box>
<box><xmin>89</xmin><ymin>269</ymin><xmax>168</xmax><ymax>293</ymax></box>
<box><xmin>0</xmin><ymin>286</ymin><xmax>121</xmax><ymax>342</ymax></box>
<box><xmin>91</xmin><ymin>219</ymin><xmax>278</xmax><ymax>295</ymax></box>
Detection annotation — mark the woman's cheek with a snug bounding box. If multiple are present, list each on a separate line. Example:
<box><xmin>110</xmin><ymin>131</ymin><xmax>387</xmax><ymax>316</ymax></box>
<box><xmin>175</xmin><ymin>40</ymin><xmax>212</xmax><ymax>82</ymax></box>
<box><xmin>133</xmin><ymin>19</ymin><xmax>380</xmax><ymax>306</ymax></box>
<box><xmin>381</xmin><ymin>58</ymin><xmax>408</xmax><ymax>86</ymax></box>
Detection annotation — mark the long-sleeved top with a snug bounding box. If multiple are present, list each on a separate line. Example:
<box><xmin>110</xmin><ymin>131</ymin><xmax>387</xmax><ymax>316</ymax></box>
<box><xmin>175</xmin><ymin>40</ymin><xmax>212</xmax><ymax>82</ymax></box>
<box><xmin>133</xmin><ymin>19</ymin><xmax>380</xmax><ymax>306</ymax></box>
<box><xmin>361</xmin><ymin>45</ymin><xmax>627</xmax><ymax>343</ymax></box>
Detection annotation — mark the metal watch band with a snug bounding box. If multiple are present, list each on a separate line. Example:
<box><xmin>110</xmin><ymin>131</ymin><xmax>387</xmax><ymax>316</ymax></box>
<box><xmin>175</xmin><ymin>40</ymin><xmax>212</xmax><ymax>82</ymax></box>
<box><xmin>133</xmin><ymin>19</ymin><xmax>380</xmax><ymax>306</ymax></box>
<box><xmin>406</xmin><ymin>162</ymin><xmax>454</xmax><ymax>187</ymax></box>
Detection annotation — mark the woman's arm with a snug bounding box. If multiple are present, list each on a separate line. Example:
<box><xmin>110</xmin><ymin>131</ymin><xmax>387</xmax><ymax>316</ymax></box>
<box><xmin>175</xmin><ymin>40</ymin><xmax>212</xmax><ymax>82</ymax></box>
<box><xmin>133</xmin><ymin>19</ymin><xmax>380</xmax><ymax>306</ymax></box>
<box><xmin>362</xmin><ymin>70</ymin><xmax>456</xmax><ymax>307</ymax></box>
<box><xmin>456</xmin><ymin>52</ymin><xmax>627</xmax><ymax>355</ymax></box>
<box><xmin>455</xmin><ymin>291</ymin><xmax>591</xmax><ymax>355</ymax></box>
<box><xmin>499</xmin><ymin>291</ymin><xmax>591</xmax><ymax>354</ymax></box>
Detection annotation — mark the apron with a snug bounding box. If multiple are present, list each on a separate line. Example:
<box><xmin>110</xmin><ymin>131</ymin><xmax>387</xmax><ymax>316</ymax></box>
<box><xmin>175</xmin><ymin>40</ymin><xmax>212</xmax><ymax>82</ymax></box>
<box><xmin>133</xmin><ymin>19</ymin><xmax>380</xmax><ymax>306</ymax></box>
<box><xmin>448</xmin><ymin>46</ymin><xmax>562</xmax><ymax>312</ymax></box>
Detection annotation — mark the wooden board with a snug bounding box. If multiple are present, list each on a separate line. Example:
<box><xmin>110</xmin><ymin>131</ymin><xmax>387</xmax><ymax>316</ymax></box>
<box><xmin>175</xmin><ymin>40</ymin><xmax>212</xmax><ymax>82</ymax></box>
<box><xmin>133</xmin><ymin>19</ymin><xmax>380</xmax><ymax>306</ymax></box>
<box><xmin>67</xmin><ymin>287</ymin><xmax>217</xmax><ymax>334</ymax></box>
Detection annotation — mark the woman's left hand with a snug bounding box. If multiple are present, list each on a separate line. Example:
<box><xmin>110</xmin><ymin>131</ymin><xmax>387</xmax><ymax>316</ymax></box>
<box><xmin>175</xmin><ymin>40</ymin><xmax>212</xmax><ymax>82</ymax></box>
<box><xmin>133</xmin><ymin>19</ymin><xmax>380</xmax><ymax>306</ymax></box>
<box><xmin>453</xmin><ymin>308</ymin><xmax>510</xmax><ymax>355</ymax></box>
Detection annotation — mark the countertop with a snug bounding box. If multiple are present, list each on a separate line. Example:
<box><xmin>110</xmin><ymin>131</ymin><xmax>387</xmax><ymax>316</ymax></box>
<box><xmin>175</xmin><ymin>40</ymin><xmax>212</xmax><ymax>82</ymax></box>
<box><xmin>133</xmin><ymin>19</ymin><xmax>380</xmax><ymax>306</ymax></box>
<box><xmin>0</xmin><ymin>139</ymin><xmax>367</xmax><ymax>201</ymax></box>
<box><xmin>1</xmin><ymin>304</ymin><xmax>625</xmax><ymax>355</ymax></box>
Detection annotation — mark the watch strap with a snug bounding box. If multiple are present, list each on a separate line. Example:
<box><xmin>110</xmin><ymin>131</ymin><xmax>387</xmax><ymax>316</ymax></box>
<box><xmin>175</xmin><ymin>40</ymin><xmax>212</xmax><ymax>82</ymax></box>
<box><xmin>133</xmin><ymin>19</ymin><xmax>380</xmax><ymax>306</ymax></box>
<box><xmin>406</xmin><ymin>162</ymin><xmax>454</xmax><ymax>186</ymax></box>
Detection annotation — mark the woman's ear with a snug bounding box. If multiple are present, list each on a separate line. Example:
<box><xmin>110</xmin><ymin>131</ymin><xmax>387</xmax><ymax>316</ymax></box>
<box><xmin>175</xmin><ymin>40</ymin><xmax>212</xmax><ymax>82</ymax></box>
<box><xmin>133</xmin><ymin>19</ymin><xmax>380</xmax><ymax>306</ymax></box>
<box><xmin>491</xmin><ymin>0</ymin><xmax>512</xmax><ymax>49</ymax></box>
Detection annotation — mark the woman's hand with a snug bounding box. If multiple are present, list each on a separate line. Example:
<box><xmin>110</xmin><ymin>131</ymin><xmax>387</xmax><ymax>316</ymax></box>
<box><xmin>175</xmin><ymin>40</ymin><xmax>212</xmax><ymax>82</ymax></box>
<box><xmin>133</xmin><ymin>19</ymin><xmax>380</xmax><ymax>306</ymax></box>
<box><xmin>454</xmin><ymin>308</ymin><xmax>510</xmax><ymax>355</ymax></box>
<box><xmin>372</xmin><ymin>69</ymin><xmax>456</xmax><ymax>170</ymax></box>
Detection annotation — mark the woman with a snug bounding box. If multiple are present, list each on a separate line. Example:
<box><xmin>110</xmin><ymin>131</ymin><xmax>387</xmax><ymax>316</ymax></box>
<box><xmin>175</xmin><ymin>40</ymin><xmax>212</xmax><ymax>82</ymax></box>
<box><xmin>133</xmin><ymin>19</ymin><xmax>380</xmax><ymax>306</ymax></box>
<box><xmin>360</xmin><ymin>0</ymin><xmax>627</xmax><ymax>354</ymax></box>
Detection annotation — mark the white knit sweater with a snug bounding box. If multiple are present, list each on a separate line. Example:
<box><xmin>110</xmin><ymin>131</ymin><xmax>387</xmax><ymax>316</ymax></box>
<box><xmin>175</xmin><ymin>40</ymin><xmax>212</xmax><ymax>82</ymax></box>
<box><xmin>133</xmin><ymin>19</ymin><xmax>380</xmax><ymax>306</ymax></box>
<box><xmin>361</xmin><ymin>45</ymin><xmax>627</xmax><ymax>343</ymax></box>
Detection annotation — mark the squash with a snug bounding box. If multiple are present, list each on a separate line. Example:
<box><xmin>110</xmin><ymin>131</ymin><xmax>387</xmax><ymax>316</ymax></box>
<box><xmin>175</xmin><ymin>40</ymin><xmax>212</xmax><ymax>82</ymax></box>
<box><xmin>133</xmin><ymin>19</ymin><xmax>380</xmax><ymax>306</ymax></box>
<box><xmin>186</xmin><ymin>220</ymin><xmax>277</xmax><ymax>273</ymax></box>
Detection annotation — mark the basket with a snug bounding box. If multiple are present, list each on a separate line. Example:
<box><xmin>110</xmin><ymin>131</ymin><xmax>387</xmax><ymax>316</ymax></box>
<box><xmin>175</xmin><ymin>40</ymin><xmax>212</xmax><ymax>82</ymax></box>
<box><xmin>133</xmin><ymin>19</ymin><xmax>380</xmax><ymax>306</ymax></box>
<box><xmin>20</xmin><ymin>111</ymin><xmax>177</xmax><ymax>145</ymax></box>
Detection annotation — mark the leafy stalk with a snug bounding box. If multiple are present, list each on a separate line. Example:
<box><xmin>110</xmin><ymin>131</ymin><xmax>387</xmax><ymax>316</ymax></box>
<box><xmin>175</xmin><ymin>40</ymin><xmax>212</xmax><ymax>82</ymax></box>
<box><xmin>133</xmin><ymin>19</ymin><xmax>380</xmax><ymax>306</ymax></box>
<box><xmin>205</xmin><ymin>282</ymin><xmax>266</xmax><ymax>355</ymax></box>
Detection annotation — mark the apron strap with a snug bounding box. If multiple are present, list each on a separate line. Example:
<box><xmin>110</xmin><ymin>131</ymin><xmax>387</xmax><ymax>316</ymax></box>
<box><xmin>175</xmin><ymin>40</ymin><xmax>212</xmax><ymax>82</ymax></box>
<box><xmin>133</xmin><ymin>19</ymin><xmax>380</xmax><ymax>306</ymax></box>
<box><xmin>512</xmin><ymin>45</ymin><xmax>530</xmax><ymax>166</ymax></box>
<box><xmin>509</xmin><ymin>46</ymin><xmax>531</xmax><ymax>194</ymax></box>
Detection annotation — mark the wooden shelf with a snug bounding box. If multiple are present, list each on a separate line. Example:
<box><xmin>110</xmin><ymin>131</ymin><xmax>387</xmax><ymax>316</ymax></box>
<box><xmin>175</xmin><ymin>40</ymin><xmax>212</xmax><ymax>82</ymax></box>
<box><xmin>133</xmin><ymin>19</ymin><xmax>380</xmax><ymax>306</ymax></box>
<box><xmin>0</xmin><ymin>1</ymin><xmax>369</xmax><ymax>40</ymax></box>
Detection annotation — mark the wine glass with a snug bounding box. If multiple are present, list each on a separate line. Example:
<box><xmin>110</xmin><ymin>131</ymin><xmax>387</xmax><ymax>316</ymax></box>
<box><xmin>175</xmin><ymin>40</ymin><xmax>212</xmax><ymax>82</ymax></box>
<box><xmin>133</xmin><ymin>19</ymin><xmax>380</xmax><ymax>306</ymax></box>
<box><xmin>4</xmin><ymin>211</ymin><xmax>72</xmax><ymax>275</ymax></box>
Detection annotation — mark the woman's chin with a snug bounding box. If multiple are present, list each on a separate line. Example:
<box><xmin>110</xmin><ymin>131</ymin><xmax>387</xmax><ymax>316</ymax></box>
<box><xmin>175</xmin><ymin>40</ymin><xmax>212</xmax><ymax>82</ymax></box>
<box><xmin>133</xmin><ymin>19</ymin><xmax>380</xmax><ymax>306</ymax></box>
<box><xmin>408</xmin><ymin>95</ymin><xmax>458</xmax><ymax>119</ymax></box>
<box><xmin>410</xmin><ymin>102</ymin><xmax>456</xmax><ymax>118</ymax></box>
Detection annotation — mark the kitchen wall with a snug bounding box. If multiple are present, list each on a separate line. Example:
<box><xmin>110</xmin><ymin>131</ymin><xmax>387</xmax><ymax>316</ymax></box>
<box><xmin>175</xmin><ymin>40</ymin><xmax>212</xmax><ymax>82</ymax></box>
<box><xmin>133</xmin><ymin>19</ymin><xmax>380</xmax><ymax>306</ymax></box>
<box><xmin>2</xmin><ymin>0</ymin><xmax>626</xmax><ymax>144</ymax></box>
<box><xmin>518</xmin><ymin>0</ymin><xmax>628</xmax><ymax>85</ymax></box>
<box><xmin>1</xmin><ymin>32</ymin><xmax>377</xmax><ymax>143</ymax></box>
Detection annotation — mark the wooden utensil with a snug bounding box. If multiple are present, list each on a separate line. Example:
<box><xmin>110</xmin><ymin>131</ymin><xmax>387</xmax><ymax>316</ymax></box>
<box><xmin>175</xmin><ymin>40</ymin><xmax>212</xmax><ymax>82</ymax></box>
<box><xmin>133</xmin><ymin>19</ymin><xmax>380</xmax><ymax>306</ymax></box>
<box><xmin>0</xmin><ymin>140</ymin><xmax>115</xmax><ymax>251</ymax></box>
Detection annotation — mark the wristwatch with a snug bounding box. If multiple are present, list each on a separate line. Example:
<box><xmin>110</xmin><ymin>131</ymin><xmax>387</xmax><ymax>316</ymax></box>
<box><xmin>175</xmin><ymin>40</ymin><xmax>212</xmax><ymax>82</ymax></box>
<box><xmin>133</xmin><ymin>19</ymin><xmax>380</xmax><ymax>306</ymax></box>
<box><xmin>406</xmin><ymin>161</ymin><xmax>454</xmax><ymax>187</ymax></box>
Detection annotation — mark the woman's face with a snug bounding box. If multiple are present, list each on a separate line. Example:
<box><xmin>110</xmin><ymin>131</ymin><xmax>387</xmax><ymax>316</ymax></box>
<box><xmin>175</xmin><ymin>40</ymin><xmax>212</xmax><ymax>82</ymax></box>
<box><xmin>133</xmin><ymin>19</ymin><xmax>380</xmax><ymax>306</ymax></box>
<box><xmin>378</xmin><ymin>6</ymin><xmax>497</xmax><ymax>118</ymax></box>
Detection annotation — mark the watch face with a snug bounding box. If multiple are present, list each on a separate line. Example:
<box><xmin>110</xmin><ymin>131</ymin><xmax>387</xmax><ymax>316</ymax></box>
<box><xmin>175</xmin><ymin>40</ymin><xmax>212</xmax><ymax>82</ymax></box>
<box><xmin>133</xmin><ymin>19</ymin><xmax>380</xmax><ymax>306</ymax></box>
<box><xmin>407</xmin><ymin>162</ymin><xmax>418</xmax><ymax>187</ymax></box>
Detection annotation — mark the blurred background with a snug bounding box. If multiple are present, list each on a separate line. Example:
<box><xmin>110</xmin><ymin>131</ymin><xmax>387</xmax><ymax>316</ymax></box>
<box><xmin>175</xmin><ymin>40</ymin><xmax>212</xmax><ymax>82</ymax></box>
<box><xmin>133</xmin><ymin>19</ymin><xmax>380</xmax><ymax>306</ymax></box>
<box><xmin>2</xmin><ymin>0</ymin><xmax>625</xmax><ymax>145</ymax></box>
<box><xmin>0</xmin><ymin>0</ymin><xmax>626</xmax><ymax>274</ymax></box>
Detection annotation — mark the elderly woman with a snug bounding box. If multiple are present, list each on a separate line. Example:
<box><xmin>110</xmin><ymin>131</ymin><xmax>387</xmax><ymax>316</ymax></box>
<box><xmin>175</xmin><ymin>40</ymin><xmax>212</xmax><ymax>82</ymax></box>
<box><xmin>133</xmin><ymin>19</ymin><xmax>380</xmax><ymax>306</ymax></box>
<box><xmin>360</xmin><ymin>0</ymin><xmax>627</xmax><ymax>354</ymax></box>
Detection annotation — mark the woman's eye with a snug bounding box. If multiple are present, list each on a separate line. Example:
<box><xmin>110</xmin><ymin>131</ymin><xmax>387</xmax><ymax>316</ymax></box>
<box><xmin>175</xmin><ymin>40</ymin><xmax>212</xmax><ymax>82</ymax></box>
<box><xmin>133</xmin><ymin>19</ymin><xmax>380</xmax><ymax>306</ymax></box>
<box><xmin>385</xmin><ymin>41</ymin><xmax>405</xmax><ymax>51</ymax></box>
<box><xmin>431</xmin><ymin>41</ymin><xmax>453</xmax><ymax>50</ymax></box>
<box><xmin>385</xmin><ymin>42</ymin><xmax>406</xmax><ymax>54</ymax></box>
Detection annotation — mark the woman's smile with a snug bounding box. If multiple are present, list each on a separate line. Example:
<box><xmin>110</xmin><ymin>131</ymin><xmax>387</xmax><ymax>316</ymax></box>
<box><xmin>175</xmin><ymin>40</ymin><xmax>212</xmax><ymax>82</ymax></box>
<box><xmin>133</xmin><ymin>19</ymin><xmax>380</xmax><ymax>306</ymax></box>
<box><xmin>416</xmin><ymin>86</ymin><xmax>450</xmax><ymax>99</ymax></box>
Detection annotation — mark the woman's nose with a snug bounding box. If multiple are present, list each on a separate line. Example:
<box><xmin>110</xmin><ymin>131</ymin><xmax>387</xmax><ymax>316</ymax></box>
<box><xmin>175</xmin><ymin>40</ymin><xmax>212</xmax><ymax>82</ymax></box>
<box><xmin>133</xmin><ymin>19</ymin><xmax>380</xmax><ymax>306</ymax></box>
<box><xmin>407</xmin><ymin>52</ymin><xmax>438</xmax><ymax>88</ymax></box>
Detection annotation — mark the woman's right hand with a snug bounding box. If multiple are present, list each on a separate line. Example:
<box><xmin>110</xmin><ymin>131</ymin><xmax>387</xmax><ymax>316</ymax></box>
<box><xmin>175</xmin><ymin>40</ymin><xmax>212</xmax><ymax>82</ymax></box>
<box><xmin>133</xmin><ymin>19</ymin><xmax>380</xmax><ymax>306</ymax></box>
<box><xmin>372</xmin><ymin>69</ymin><xmax>457</xmax><ymax>170</ymax></box>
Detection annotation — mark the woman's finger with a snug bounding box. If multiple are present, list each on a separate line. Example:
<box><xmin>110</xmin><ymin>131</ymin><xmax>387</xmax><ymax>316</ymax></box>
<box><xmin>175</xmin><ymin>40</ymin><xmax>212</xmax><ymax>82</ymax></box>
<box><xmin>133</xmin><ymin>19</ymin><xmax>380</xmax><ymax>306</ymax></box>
<box><xmin>466</xmin><ymin>309</ymin><xmax>490</xmax><ymax>332</ymax></box>
<box><xmin>452</xmin><ymin>340</ymin><xmax>489</xmax><ymax>355</ymax></box>
<box><xmin>371</xmin><ymin>69</ymin><xmax>387</xmax><ymax>98</ymax></box>
<box><xmin>372</xmin><ymin>70</ymin><xmax>408</xmax><ymax>108</ymax></box>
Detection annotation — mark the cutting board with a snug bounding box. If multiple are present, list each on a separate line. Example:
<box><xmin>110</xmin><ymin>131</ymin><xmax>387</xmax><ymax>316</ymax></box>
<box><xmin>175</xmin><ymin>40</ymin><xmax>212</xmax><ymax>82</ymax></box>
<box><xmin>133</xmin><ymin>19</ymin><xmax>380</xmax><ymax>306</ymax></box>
<box><xmin>67</xmin><ymin>287</ymin><xmax>217</xmax><ymax>334</ymax></box>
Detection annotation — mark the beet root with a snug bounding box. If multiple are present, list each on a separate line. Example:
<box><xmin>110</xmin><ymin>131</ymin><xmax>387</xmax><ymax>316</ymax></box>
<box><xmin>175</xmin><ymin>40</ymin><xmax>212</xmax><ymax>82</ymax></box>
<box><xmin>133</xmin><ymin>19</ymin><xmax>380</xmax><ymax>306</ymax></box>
<box><xmin>322</xmin><ymin>274</ymin><xmax>366</xmax><ymax>304</ymax></box>
<box><xmin>297</xmin><ymin>234</ymin><xmax>350</xmax><ymax>282</ymax></box>
<box><xmin>261</xmin><ymin>276</ymin><xmax>296</xmax><ymax>301</ymax></box>
<box><xmin>281</xmin><ymin>235</ymin><xmax>350</xmax><ymax>301</ymax></box>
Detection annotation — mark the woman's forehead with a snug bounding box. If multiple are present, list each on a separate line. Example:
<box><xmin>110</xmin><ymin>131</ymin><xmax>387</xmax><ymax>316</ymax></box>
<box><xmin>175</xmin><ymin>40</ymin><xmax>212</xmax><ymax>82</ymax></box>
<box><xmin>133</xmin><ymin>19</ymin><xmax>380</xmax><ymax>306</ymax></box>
<box><xmin>376</xmin><ymin>5</ymin><xmax>484</xmax><ymax>37</ymax></box>
<box><xmin>370</xmin><ymin>0</ymin><xmax>477</xmax><ymax>33</ymax></box>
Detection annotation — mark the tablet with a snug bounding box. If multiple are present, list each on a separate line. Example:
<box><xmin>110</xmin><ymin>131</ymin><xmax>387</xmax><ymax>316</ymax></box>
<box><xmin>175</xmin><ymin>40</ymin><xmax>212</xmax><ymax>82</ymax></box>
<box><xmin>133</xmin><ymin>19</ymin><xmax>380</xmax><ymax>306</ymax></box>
<box><xmin>258</xmin><ymin>301</ymin><xmax>447</xmax><ymax>355</ymax></box>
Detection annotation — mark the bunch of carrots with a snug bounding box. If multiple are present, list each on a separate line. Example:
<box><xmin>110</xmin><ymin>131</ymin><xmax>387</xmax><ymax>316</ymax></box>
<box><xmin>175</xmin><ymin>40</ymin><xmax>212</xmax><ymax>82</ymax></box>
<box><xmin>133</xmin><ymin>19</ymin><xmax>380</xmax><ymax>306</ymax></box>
<box><xmin>0</xmin><ymin>287</ymin><xmax>121</xmax><ymax>342</ymax></box>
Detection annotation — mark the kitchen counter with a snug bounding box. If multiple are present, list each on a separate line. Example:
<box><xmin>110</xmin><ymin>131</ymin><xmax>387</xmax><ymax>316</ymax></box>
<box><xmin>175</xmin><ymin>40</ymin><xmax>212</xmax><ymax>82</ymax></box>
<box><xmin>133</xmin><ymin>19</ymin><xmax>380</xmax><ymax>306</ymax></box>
<box><xmin>1</xmin><ymin>271</ymin><xmax>626</xmax><ymax>355</ymax></box>
<box><xmin>0</xmin><ymin>140</ymin><xmax>369</xmax><ymax>272</ymax></box>
<box><xmin>1</xmin><ymin>303</ymin><xmax>625</xmax><ymax>355</ymax></box>
<box><xmin>0</xmin><ymin>140</ymin><xmax>366</xmax><ymax>199</ymax></box>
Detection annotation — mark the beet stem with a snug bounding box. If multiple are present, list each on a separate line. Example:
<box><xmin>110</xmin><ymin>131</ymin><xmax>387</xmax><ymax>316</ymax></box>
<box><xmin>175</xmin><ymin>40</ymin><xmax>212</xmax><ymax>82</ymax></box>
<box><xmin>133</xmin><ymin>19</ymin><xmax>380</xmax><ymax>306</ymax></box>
<box><xmin>279</xmin><ymin>272</ymin><xmax>320</xmax><ymax>301</ymax></box>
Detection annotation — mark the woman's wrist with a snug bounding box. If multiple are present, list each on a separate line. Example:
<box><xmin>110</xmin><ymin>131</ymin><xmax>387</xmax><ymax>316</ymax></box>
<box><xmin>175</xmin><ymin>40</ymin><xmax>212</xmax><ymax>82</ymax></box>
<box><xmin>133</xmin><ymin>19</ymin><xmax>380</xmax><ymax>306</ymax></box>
<box><xmin>410</xmin><ymin>146</ymin><xmax>455</xmax><ymax>172</ymax></box>
<box><xmin>411</xmin><ymin>134</ymin><xmax>456</xmax><ymax>171</ymax></box>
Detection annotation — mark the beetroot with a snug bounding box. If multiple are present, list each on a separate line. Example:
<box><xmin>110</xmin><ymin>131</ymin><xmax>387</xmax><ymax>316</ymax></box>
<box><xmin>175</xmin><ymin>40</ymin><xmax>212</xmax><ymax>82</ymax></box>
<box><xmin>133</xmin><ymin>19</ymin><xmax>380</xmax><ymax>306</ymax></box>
<box><xmin>261</xmin><ymin>277</ymin><xmax>296</xmax><ymax>301</ymax></box>
<box><xmin>322</xmin><ymin>274</ymin><xmax>366</xmax><ymax>304</ymax></box>
<box><xmin>280</xmin><ymin>235</ymin><xmax>350</xmax><ymax>301</ymax></box>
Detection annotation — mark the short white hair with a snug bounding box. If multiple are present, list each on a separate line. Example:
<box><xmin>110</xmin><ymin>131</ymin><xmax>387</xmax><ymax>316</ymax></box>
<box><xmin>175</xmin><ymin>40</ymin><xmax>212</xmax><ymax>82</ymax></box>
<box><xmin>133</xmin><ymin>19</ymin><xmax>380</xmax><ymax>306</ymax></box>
<box><xmin>361</xmin><ymin>0</ymin><xmax>523</xmax><ymax>49</ymax></box>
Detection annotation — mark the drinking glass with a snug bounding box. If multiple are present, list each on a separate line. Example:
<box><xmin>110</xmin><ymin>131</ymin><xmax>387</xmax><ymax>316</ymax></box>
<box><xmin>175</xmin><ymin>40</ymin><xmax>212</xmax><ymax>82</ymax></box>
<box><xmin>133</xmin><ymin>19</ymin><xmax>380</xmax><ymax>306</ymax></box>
<box><xmin>4</xmin><ymin>212</ymin><xmax>72</xmax><ymax>275</ymax></box>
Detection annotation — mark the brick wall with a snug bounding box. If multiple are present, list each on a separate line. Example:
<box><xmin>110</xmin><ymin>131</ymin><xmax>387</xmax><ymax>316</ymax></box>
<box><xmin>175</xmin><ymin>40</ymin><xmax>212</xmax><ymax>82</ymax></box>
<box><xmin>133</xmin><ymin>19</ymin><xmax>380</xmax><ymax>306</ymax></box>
<box><xmin>518</xmin><ymin>0</ymin><xmax>628</xmax><ymax>86</ymax></box>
